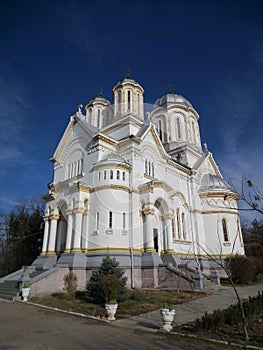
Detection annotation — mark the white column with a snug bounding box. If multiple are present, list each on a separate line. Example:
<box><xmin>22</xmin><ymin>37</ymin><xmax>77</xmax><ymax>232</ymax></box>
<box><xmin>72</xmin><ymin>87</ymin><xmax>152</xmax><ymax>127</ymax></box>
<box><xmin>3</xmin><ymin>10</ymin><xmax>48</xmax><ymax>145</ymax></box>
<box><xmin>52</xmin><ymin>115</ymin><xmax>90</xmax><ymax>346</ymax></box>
<box><xmin>65</xmin><ymin>210</ymin><xmax>73</xmax><ymax>253</ymax></box>
<box><xmin>144</xmin><ymin>208</ymin><xmax>155</xmax><ymax>252</ymax></box>
<box><xmin>41</xmin><ymin>216</ymin><xmax>49</xmax><ymax>255</ymax></box>
<box><xmin>82</xmin><ymin>209</ymin><xmax>89</xmax><ymax>252</ymax></box>
<box><xmin>72</xmin><ymin>209</ymin><xmax>84</xmax><ymax>252</ymax></box>
<box><xmin>165</xmin><ymin>215</ymin><xmax>175</xmax><ymax>254</ymax></box>
<box><xmin>47</xmin><ymin>214</ymin><xmax>59</xmax><ymax>255</ymax></box>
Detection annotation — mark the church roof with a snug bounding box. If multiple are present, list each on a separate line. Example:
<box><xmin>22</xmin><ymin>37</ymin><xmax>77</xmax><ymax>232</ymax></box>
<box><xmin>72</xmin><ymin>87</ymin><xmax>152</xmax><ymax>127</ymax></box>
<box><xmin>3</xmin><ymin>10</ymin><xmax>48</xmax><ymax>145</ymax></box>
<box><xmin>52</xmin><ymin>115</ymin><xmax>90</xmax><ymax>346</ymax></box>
<box><xmin>95</xmin><ymin>153</ymin><xmax>130</xmax><ymax>166</ymax></box>
<box><xmin>199</xmin><ymin>173</ymin><xmax>232</xmax><ymax>192</ymax></box>
<box><xmin>153</xmin><ymin>93</ymin><xmax>192</xmax><ymax>109</ymax></box>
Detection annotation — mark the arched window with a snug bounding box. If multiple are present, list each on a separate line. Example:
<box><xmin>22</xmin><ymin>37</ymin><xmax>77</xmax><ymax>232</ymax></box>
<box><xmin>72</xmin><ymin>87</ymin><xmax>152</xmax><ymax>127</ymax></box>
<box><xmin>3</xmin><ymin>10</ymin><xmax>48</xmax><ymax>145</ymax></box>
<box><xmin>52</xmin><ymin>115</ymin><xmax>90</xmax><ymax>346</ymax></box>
<box><xmin>222</xmin><ymin>219</ymin><xmax>229</xmax><ymax>242</ymax></box>
<box><xmin>116</xmin><ymin>170</ymin><xmax>120</xmax><ymax>180</ymax></box>
<box><xmin>97</xmin><ymin>109</ymin><xmax>101</xmax><ymax>128</ymax></box>
<box><xmin>98</xmin><ymin>172</ymin><xmax>101</xmax><ymax>181</ymax></box>
<box><xmin>172</xmin><ymin>217</ymin><xmax>176</xmax><ymax>239</ymax></box>
<box><xmin>145</xmin><ymin>160</ymin><xmax>148</xmax><ymax>173</ymax></box>
<box><xmin>118</xmin><ymin>90</ymin><xmax>122</xmax><ymax>113</ymax></box>
<box><xmin>177</xmin><ymin>208</ymin><xmax>181</xmax><ymax>240</ymax></box>
<box><xmin>89</xmin><ymin>108</ymin><xmax>92</xmax><ymax>123</ymax></box>
<box><xmin>96</xmin><ymin>212</ymin><xmax>99</xmax><ymax>231</ymax></box>
<box><xmin>122</xmin><ymin>172</ymin><xmax>125</xmax><ymax>181</ymax></box>
<box><xmin>109</xmin><ymin>211</ymin><xmax>113</xmax><ymax>229</ymax></box>
<box><xmin>158</xmin><ymin>120</ymin><xmax>163</xmax><ymax>141</ymax></box>
<box><xmin>176</xmin><ymin>118</ymin><xmax>182</xmax><ymax>140</ymax></box>
<box><xmin>123</xmin><ymin>213</ymin><xmax>126</xmax><ymax>229</ymax></box>
<box><xmin>152</xmin><ymin>163</ymin><xmax>154</xmax><ymax>177</ymax></box>
<box><xmin>127</xmin><ymin>90</ymin><xmax>131</xmax><ymax>111</ymax></box>
<box><xmin>182</xmin><ymin>213</ymin><xmax>186</xmax><ymax>240</ymax></box>
<box><xmin>138</xmin><ymin>93</ymin><xmax>140</xmax><ymax>114</ymax></box>
<box><xmin>110</xmin><ymin>170</ymin><xmax>113</xmax><ymax>180</ymax></box>
<box><xmin>192</xmin><ymin>121</ymin><xmax>196</xmax><ymax>144</ymax></box>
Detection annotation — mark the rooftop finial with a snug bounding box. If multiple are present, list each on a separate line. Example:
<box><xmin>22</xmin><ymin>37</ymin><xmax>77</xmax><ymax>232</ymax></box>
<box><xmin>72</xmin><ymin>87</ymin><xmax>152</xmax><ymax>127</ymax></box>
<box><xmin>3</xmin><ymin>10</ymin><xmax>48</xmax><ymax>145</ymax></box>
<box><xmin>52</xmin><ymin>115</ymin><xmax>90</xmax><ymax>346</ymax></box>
<box><xmin>98</xmin><ymin>86</ymin><xmax>104</xmax><ymax>97</ymax></box>
<box><xmin>167</xmin><ymin>84</ymin><xmax>173</xmax><ymax>94</ymax></box>
<box><xmin>125</xmin><ymin>68</ymin><xmax>132</xmax><ymax>79</ymax></box>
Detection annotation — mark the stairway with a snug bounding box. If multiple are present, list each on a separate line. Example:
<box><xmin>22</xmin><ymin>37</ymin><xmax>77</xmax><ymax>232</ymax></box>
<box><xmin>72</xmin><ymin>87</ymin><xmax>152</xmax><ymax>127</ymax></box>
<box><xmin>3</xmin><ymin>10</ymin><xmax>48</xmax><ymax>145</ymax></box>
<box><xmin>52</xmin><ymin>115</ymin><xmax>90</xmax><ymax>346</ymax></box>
<box><xmin>0</xmin><ymin>280</ymin><xmax>20</xmax><ymax>301</ymax></box>
<box><xmin>0</xmin><ymin>269</ymin><xmax>45</xmax><ymax>301</ymax></box>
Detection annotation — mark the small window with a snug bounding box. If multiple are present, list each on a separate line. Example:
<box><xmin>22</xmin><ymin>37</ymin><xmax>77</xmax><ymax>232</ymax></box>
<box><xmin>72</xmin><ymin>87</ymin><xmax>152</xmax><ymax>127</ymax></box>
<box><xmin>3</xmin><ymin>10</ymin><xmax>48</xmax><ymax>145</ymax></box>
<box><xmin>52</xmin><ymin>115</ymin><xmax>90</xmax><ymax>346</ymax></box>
<box><xmin>97</xmin><ymin>109</ymin><xmax>101</xmax><ymax>128</ymax></box>
<box><xmin>98</xmin><ymin>172</ymin><xmax>101</xmax><ymax>181</ymax></box>
<box><xmin>158</xmin><ymin>120</ymin><xmax>163</xmax><ymax>141</ymax></box>
<box><xmin>96</xmin><ymin>212</ymin><xmax>99</xmax><ymax>231</ymax></box>
<box><xmin>109</xmin><ymin>211</ymin><xmax>113</xmax><ymax>229</ymax></box>
<box><xmin>122</xmin><ymin>172</ymin><xmax>125</xmax><ymax>181</ymax></box>
<box><xmin>145</xmin><ymin>160</ymin><xmax>148</xmax><ymax>173</ymax></box>
<box><xmin>127</xmin><ymin>90</ymin><xmax>131</xmax><ymax>111</ymax></box>
<box><xmin>172</xmin><ymin>217</ymin><xmax>176</xmax><ymax>239</ymax></box>
<box><xmin>222</xmin><ymin>219</ymin><xmax>229</xmax><ymax>242</ymax></box>
<box><xmin>123</xmin><ymin>213</ymin><xmax>126</xmax><ymax>229</ymax></box>
<box><xmin>177</xmin><ymin>208</ymin><xmax>181</xmax><ymax>240</ymax></box>
<box><xmin>110</xmin><ymin>170</ymin><xmax>113</xmax><ymax>180</ymax></box>
<box><xmin>176</xmin><ymin>118</ymin><xmax>181</xmax><ymax>140</ymax></box>
<box><xmin>182</xmin><ymin>213</ymin><xmax>186</xmax><ymax>240</ymax></box>
<box><xmin>152</xmin><ymin>163</ymin><xmax>154</xmax><ymax>177</ymax></box>
<box><xmin>116</xmin><ymin>170</ymin><xmax>120</xmax><ymax>180</ymax></box>
<box><xmin>104</xmin><ymin>170</ymin><xmax>107</xmax><ymax>180</ymax></box>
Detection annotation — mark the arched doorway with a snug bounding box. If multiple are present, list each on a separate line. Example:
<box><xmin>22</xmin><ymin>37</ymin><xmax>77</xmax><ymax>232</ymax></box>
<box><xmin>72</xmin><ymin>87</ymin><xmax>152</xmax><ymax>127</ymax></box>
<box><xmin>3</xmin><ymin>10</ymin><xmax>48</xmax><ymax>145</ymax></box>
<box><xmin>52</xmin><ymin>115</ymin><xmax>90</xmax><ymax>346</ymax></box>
<box><xmin>56</xmin><ymin>201</ymin><xmax>68</xmax><ymax>254</ymax></box>
<box><xmin>153</xmin><ymin>199</ymin><xmax>169</xmax><ymax>254</ymax></box>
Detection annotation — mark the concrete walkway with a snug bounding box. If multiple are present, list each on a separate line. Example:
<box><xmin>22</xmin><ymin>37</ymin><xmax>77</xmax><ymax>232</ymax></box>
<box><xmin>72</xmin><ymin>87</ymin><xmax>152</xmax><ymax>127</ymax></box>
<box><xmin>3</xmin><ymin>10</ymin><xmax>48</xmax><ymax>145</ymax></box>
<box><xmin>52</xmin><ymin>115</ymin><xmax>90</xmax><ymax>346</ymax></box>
<box><xmin>113</xmin><ymin>283</ymin><xmax>263</xmax><ymax>331</ymax></box>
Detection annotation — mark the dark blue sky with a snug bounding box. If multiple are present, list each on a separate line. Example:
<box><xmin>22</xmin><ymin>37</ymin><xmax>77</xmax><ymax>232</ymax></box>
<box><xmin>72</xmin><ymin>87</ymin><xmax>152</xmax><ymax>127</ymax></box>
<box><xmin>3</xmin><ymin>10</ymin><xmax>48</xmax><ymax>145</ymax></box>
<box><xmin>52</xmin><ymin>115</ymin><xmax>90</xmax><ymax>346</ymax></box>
<box><xmin>0</xmin><ymin>0</ymin><xmax>262</xmax><ymax>221</ymax></box>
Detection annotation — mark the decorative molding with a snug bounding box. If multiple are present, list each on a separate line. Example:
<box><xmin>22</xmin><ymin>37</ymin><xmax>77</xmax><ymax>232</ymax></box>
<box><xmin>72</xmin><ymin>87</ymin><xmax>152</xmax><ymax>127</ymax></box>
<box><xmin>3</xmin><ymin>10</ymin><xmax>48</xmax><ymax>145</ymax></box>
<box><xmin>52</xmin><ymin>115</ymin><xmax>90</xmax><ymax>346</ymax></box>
<box><xmin>95</xmin><ymin>163</ymin><xmax>131</xmax><ymax>172</ymax></box>
<box><xmin>42</xmin><ymin>193</ymin><xmax>56</xmax><ymax>202</ymax></box>
<box><xmin>49</xmin><ymin>214</ymin><xmax>60</xmax><ymax>220</ymax></box>
<box><xmin>87</xmin><ymin>247</ymin><xmax>142</xmax><ymax>253</ymax></box>
<box><xmin>93</xmin><ymin>184</ymin><xmax>130</xmax><ymax>193</ymax></box>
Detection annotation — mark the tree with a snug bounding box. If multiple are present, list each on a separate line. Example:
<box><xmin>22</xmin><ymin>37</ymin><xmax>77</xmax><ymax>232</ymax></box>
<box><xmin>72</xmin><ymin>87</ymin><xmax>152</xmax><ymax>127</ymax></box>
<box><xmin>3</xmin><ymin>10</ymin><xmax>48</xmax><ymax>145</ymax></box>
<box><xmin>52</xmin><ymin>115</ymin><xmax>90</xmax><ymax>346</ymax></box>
<box><xmin>240</xmin><ymin>177</ymin><xmax>263</xmax><ymax>215</ymax></box>
<box><xmin>0</xmin><ymin>197</ymin><xmax>44</xmax><ymax>276</ymax></box>
<box><xmin>86</xmin><ymin>256</ymin><xmax>127</xmax><ymax>304</ymax></box>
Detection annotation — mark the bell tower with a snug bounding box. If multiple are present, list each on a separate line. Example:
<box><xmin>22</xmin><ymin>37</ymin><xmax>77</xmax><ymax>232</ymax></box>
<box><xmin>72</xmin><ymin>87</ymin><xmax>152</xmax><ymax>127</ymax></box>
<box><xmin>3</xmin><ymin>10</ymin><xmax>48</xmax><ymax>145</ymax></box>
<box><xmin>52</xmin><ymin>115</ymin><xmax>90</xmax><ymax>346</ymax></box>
<box><xmin>113</xmin><ymin>69</ymin><xmax>144</xmax><ymax>120</ymax></box>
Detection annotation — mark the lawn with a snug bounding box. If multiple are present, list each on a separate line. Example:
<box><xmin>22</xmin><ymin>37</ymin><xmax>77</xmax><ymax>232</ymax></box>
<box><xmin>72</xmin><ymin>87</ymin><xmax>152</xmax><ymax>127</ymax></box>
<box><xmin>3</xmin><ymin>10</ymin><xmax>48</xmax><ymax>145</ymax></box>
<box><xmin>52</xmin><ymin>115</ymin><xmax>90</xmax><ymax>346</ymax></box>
<box><xmin>30</xmin><ymin>289</ymin><xmax>204</xmax><ymax>319</ymax></box>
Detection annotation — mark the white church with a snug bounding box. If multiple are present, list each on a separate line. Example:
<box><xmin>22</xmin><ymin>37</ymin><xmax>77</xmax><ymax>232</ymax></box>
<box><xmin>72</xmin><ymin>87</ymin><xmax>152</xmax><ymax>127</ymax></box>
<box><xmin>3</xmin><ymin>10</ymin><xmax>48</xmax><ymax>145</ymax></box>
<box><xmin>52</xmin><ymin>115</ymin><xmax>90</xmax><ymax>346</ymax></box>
<box><xmin>32</xmin><ymin>73</ymin><xmax>244</xmax><ymax>290</ymax></box>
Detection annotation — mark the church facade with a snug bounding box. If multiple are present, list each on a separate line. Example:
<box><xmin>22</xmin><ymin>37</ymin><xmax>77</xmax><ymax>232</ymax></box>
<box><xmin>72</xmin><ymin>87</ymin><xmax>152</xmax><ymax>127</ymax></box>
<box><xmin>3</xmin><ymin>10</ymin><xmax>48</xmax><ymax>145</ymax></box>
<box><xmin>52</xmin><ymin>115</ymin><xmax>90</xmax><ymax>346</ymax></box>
<box><xmin>33</xmin><ymin>74</ymin><xmax>244</xmax><ymax>288</ymax></box>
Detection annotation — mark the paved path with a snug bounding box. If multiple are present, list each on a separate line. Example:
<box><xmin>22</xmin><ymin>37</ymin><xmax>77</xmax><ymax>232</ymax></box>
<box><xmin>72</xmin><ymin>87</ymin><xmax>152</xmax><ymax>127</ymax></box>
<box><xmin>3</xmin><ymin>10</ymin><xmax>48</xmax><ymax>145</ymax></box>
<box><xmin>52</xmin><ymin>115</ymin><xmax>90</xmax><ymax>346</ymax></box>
<box><xmin>113</xmin><ymin>283</ymin><xmax>263</xmax><ymax>331</ymax></box>
<box><xmin>0</xmin><ymin>283</ymin><xmax>262</xmax><ymax>349</ymax></box>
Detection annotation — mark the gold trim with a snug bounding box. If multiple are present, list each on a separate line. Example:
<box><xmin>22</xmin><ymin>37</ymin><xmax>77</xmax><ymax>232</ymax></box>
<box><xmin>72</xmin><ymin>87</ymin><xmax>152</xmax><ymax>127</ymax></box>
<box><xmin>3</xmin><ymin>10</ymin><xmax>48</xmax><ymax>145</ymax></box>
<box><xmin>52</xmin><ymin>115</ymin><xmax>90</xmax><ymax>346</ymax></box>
<box><xmin>49</xmin><ymin>214</ymin><xmax>60</xmax><ymax>220</ymax></box>
<box><xmin>40</xmin><ymin>252</ymin><xmax>46</xmax><ymax>256</ymax></box>
<box><xmin>176</xmin><ymin>252</ymin><xmax>232</xmax><ymax>259</ymax></box>
<box><xmin>64</xmin><ymin>249</ymin><xmax>71</xmax><ymax>253</ymax></box>
<box><xmin>142</xmin><ymin>208</ymin><xmax>155</xmax><ymax>216</ymax></box>
<box><xmin>95</xmin><ymin>163</ymin><xmax>131</xmax><ymax>171</ymax></box>
<box><xmin>46</xmin><ymin>251</ymin><xmax>57</xmax><ymax>256</ymax></box>
<box><xmin>200</xmin><ymin>192</ymin><xmax>239</xmax><ymax>200</ymax></box>
<box><xmin>87</xmin><ymin>248</ymin><xmax>142</xmax><ymax>253</ymax></box>
<box><xmin>93</xmin><ymin>184</ymin><xmax>130</xmax><ymax>193</ymax></box>
<box><xmin>71</xmin><ymin>248</ymin><xmax>82</xmax><ymax>253</ymax></box>
<box><xmin>69</xmin><ymin>183</ymin><xmax>92</xmax><ymax>194</ymax></box>
<box><xmin>42</xmin><ymin>193</ymin><xmax>56</xmax><ymax>202</ymax></box>
<box><xmin>94</xmin><ymin>134</ymin><xmax>118</xmax><ymax>147</ymax></box>
<box><xmin>145</xmin><ymin>247</ymin><xmax>156</xmax><ymax>252</ymax></box>
<box><xmin>201</xmin><ymin>210</ymin><xmax>240</xmax><ymax>216</ymax></box>
<box><xmin>166</xmin><ymin>249</ymin><xmax>175</xmax><ymax>254</ymax></box>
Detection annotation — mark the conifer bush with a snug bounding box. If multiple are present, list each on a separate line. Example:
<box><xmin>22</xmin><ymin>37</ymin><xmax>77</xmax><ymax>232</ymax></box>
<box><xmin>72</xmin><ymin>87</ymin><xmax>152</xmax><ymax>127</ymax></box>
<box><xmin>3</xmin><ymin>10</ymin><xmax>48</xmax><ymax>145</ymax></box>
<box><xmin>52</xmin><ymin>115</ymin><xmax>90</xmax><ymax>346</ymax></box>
<box><xmin>86</xmin><ymin>256</ymin><xmax>127</xmax><ymax>304</ymax></box>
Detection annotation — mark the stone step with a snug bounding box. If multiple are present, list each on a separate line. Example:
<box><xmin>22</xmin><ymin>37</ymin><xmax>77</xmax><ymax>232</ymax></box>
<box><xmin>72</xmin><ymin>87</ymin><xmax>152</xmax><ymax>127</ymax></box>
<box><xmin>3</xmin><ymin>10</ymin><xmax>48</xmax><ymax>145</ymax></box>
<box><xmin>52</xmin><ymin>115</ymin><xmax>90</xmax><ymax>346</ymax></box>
<box><xmin>0</xmin><ymin>280</ymin><xmax>20</xmax><ymax>301</ymax></box>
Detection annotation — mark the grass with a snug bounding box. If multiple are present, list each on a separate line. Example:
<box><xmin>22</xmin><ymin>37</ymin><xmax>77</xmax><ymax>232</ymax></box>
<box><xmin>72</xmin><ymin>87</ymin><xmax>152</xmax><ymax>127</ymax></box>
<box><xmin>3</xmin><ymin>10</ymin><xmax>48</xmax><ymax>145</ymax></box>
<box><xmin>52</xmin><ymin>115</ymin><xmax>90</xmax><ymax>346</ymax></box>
<box><xmin>30</xmin><ymin>289</ymin><xmax>204</xmax><ymax>319</ymax></box>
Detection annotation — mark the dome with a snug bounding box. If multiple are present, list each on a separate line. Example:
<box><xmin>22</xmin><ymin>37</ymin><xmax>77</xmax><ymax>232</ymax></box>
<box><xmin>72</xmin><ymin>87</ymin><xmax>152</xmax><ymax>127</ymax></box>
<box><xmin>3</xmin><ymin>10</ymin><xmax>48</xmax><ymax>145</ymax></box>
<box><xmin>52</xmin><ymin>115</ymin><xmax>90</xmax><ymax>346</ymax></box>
<box><xmin>87</xmin><ymin>95</ymin><xmax>111</xmax><ymax>106</ymax></box>
<box><xmin>199</xmin><ymin>173</ymin><xmax>232</xmax><ymax>193</ymax></box>
<box><xmin>153</xmin><ymin>93</ymin><xmax>192</xmax><ymax>109</ymax></box>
